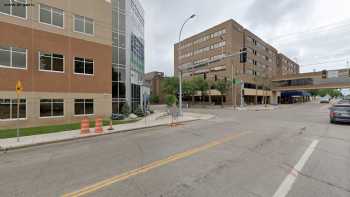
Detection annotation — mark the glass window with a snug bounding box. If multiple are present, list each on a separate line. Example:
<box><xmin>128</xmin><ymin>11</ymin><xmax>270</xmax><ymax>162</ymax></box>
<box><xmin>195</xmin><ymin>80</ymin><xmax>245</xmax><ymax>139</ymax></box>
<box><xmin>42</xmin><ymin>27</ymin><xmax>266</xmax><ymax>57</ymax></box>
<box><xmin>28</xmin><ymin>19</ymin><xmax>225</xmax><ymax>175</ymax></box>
<box><xmin>74</xmin><ymin>99</ymin><xmax>94</xmax><ymax>115</ymax></box>
<box><xmin>12</xmin><ymin>49</ymin><xmax>26</xmax><ymax>68</ymax></box>
<box><xmin>0</xmin><ymin>99</ymin><xmax>26</xmax><ymax>120</ymax></box>
<box><xmin>74</xmin><ymin>15</ymin><xmax>84</xmax><ymax>32</ymax></box>
<box><xmin>0</xmin><ymin>47</ymin><xmax>11</xmax><ymax>67</ymax></box>
<box><xmin>119</xmin><ymin>34</ymin><xmax>125</xmax><ymax>48</ymax></box>
<box><xmin>118</xmin><ymin>12</ymin><xmax>125</xmax><ymax>32</ymax></box>
<box><xmin>118</xmin><ymin>48</ymin><xmax>125</xmax><ymax>65</ymax></box>
<box><xmin>39</xmin><ymin>4</ymin><xmax>51</xmax><ymax>24</ymax></box>
<box><xmin>85</xmin><ymin>18</ymin><xmax>94</xmax><ymax>34</ymax></box>
<box><xmin>74</xmin><ymin>59</ymin><xmax>84</xmax><ymax>74</ymax></box>
<box><xmin>0</xmin><ymin>0</ymin><xmax>11</xmax><ymax>15</ymax></box>
<box><xmin>1</xmin><ymin>0</ymin><xmax>27</xmax><ymax>18</ymax></box>
<box><xmin>118</xmin><ymin>0</ymin><xmax>125</xmax><ymax>10</ymax></box>
<box><xmin>74</xmin><ymin>57</ymin><xmax>94</xmax><ymax>75</ymax></box>
<box><xmin>39</xmin><ymin>52</ymin><xmax>64</xmax><ymax>72</ymax></box>
<box><xmin>52</xmin><ymin>55</ymin><xmax>64</xmax><ymax>72</ymax></box>
<box><xmin>11</xmin><ymin>0</ymin><xmax>26</xmax><ymax>18</ymax></box>
<box><xmin>85</xmin><ymin>59</ymin><xmax>94</xmax><ymax>74</ymax></box>
<box><xmin>0</xmin><ymin>99</ymin><xmax>11</xmax><ymax>119</ymax></box>
<box><xmin>40</xmin><ymin>54</ymin><xmax>51</xmax><ymax>70</ymax></box>
<box><xmin>74</xmin><ymin>15</ymin><xmax>94</xmax><ymax>35</ymax></box>
<box><xmin>0</xmin><ymin>46</ymin><xmax>26</xmax><ymax>69</ymax></box>
<box><xmin>52</xmin><ymin>8</ymin><xmax>64</xmax><ymax>27</ymax></box>
<box><xmin>40</xmin><ymin>99</ymin><xmax>64</xmax><ymax>117</ymax></box>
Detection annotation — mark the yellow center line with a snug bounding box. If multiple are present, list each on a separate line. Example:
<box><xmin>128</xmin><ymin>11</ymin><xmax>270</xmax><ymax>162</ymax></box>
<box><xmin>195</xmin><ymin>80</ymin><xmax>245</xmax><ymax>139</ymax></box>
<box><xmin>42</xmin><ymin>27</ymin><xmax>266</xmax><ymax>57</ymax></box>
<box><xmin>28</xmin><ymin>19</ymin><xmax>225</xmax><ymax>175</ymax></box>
<box><xmin>62</xmin><ymin>131</ymin><xmax>248</xmax><ymax>197</ymax></box>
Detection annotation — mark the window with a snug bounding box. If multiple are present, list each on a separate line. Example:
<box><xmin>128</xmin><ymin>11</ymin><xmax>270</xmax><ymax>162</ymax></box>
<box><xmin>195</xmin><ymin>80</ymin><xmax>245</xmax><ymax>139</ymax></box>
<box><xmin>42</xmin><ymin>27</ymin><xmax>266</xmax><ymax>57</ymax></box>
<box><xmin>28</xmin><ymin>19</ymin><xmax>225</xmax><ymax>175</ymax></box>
<box><xmin>211</xmin><ymin>29</ymin><xmax>226</xmax><ymax>38</ymax></box>
<box><xmin>0</xmin><ymin>0</ymin><xmax>27</xmax><ymax>18</ymax></box>
<box><xmin>74</xmin><ymin>15</ymin><xmax>94</xmax><ymax>35</ymax></box>
<box><xmin>40</xmin><ymin>99</ymin><xmax>64</xmax><ymax>118</ymax></box>
<box><xmin>0</xmin><ymin>46</ymin><xmax>26</xmax><ymax>69</ymax></box>
<box><xmin>39</xmin><ymin>4</ymin><xmax>64</xmax><ymax>28</ymax></box>
<box><xmin>74</xmin><ymin>57</ymin><xmax>94</xmax><ymax>75</ymax></box>
<box><xmin>74</xmin><ymin>99</ymin><xmax>94</xmax><ymax>115</ymax></box>
<box><xmin>0</xmin><ymin>99</ymin><xmax>26</xmax><ymax>120</ymax></box>
<box><xmin>39</xmin><ymin>52</ymin><xmax>64</xmax><ymax>72</ymax></box>
<box><xmin>211</xmin><ymin>41</ymin><xmax>225</xmax><ymax>50</ymax></box>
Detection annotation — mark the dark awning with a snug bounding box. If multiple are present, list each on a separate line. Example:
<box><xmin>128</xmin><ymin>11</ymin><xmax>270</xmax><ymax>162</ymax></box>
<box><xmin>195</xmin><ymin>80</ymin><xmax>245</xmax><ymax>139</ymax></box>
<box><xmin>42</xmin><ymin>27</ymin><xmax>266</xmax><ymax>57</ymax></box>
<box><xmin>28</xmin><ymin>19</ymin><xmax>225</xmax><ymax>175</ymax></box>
<box><xmin>281</xmin><ymin>91</ymin><xmax>311</xmax><ymax>97</ymax></box>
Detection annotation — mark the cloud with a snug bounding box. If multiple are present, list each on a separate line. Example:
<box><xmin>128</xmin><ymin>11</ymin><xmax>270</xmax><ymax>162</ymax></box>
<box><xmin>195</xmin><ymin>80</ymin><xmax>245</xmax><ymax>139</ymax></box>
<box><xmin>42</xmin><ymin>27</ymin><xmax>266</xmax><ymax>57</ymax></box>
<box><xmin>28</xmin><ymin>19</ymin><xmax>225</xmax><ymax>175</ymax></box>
<box><xmin>139</xmin><ymin>0</ymin><xmax>350</xmax><ymax>76</ymax></box>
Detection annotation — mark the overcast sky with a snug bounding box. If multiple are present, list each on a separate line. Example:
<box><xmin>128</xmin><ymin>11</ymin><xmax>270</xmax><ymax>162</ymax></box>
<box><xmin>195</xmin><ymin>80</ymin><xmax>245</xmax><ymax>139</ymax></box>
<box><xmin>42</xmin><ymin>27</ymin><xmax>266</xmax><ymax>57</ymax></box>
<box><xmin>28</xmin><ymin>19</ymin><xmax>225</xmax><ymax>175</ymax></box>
<box><xmin>139</xmin><ymin>0</ymin><xmax>350</xmax><ymax>77</ymax></box>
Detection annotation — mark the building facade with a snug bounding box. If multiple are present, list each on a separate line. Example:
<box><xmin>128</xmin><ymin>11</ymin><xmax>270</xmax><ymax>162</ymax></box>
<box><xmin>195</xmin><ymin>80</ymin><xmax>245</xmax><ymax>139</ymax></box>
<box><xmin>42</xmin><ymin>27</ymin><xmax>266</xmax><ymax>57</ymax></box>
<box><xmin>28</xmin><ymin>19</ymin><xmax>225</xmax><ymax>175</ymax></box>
<box><xmin>174</xmin><ymin>19</ymin><xmax>300</xmax><ymax>105</ymax></box>
<box><xmin>0</xmin><ymin>0</ymin><xmax>144</xmax><ymax>128</ymax></box>
<box><xmin>144</xmin><ymin>71</ymin><xmax>165</xmax><ymax>103</ymax></box>
<box><xmin>277</xmin><ymin>53</ymin><xmax>300</xmax><ymax>76</ymax></box>
<box><xmin>112</xmin><ymin>0</ymin><xmax>145</xmax><ymax>113</ymax></box>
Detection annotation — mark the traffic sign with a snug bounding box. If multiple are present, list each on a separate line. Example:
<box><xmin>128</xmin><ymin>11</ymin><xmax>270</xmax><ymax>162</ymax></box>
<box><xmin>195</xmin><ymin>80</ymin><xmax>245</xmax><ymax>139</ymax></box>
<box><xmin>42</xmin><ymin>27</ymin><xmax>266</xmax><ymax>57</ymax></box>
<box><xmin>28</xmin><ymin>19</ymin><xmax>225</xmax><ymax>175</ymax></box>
<box><xmin>16</xmin><ymin>80</ymin><xmax>23</xmax><ymax>95</ymax></box>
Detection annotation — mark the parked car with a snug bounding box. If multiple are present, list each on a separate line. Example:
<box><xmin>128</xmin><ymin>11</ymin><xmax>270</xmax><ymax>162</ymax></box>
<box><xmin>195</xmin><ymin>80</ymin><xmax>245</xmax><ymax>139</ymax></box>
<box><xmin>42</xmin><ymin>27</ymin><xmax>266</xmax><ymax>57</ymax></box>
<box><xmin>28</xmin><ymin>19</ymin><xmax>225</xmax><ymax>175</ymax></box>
<box><xmin>320</xmin><ymin>97</ymin><xmax>330</xmax><ymax>103</ymax></box>
<box><xmin>111</xmin><ymin>113</ymin><xmax>126</xmax><ymax>120</ymax></box>
<box><xmin>329</xmin><ymin>100</ymin><xmax>350</xmax><ymax>124</ymax></box>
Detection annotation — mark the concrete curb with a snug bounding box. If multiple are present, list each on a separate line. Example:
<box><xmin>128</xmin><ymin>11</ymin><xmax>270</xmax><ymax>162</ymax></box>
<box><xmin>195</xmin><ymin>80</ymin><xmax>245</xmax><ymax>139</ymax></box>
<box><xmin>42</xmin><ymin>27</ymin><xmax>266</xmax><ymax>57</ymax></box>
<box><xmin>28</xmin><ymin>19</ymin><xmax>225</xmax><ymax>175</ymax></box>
<box><xmin>0</xmin><ymin>119</ymin><xmax>201</xmax><ymax>152</ymax></box>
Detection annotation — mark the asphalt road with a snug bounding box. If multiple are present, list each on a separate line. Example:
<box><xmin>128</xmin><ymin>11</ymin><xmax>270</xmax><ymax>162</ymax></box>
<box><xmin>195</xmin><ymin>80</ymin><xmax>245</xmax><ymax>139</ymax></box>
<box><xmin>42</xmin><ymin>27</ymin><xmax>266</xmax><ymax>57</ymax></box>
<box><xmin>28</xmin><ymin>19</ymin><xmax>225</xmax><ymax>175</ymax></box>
<box><xmin>0</xmin><ymin>103</ymin><xmax>349</xmax><ymax>197</ymax></box>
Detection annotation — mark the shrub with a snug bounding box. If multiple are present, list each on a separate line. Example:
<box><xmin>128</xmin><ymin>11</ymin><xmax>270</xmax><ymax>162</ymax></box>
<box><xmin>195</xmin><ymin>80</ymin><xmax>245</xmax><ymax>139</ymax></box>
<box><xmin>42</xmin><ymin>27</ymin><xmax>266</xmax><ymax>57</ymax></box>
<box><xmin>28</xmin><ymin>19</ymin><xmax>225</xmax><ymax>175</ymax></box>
<box><xmin>134</xmin><ymin>105</ymin><xmax>145</xmax><ymax>117</ymax></box>
<box><xmin>165</xmin><ymin>95</ymin><xmax>177</xmax><ymax>107</ymax></box>
<box><xmin>121</xmin><ymin>103</ymin><xmax>130</xmax><ymax>115</ymax></box>
<box><xmin>150</xmin><ymin>95</ymin><xmax>160</xmax><ymax>104</ymax></box>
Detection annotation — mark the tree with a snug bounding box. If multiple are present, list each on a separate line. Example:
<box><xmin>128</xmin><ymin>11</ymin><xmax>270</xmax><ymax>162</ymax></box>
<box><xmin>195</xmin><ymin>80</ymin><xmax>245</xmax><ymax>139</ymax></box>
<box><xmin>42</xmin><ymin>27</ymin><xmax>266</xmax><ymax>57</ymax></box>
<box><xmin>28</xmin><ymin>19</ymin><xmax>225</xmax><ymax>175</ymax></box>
<box><xmin>165</xmin><ymin>95</ymin><xmax>177</xmax><ymax>107</ymax></box>
<box><xmin>192</xmin><ymin>76</ymin><xmax>209</xmax><ymax>103</ymax></box>
<box><xmin>161</xmin><ymin>77</ymin><xmax>179</xmax><ymax>95</ymax></box>
<box><xmin>312</xmin><ymin>89</ymin><xmax>342</xmax><ymax>97</ymax></box>
<box><xmin>182</xmin><ymin>79</ymin><xmax>196</xmax><ymax>104</ymax></box>
<box><xmin>214</xmin><ymin>79</ymin><xmax>231</xmax><ymax>106</ymax></box>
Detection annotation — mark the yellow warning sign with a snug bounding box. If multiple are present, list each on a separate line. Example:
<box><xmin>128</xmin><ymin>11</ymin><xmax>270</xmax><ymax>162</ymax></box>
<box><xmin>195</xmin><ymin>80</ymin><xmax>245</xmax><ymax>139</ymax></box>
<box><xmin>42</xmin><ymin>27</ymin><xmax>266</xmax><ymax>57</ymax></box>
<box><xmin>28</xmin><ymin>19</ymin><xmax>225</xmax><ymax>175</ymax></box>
<box><xmin>16</xmin><ymin>80</ymin><xmax>23</xmax><ymax>95</ymax></box>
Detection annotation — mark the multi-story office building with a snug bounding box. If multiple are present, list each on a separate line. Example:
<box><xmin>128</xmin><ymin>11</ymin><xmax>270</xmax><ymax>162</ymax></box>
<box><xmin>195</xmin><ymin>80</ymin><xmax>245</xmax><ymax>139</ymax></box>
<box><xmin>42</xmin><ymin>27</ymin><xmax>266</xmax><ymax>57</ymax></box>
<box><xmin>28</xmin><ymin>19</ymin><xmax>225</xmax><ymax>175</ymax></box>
<box><xmin>277</xmin><ymin>53</ymin><xmax>300</xmax><ymax>76</ymax></box>
<box><xmin>112</xmin><ymin>0</ymin><xmax>145</xmax><ymax>113</ymax></box>
<box><xmin>174</xmin><ymin>19</ymin><xmax>299</xmax><ymax>105</ymax></box>
<box><xmin>0</xmin><ymin>0</ymin><xmax>144</xmax><ymax>128</ymax></box>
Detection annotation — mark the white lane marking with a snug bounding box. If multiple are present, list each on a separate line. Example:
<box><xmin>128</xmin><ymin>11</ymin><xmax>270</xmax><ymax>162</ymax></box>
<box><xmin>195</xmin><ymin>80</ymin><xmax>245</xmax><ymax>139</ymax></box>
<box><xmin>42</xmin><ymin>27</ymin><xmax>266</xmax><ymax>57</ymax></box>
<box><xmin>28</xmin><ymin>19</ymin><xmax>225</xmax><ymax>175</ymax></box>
<box><xmin>273</xmin><ymin>140</ymin><xmax>319</xmax><ymax>197</ymax></box>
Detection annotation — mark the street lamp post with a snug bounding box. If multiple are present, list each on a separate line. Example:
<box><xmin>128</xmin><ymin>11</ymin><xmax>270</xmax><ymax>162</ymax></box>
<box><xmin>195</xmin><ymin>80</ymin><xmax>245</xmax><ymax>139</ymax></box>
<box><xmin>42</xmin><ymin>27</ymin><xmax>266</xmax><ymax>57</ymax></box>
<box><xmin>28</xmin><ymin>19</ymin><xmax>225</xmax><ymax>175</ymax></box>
<box><xmin>178</xmin><ymin>14</ymin><xmax>196</xmax><ymax>116</ymax></box>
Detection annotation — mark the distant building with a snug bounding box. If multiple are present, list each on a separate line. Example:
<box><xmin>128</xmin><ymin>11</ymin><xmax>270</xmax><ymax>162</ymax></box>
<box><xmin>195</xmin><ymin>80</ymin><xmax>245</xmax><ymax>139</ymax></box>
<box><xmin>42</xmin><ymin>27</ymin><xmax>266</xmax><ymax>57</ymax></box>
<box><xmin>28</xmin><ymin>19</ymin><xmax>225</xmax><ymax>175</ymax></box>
<box><xmin>277</xmin><ymin>53</ymin><xmax>300</xmax><ymax>76</ymax></box>
<box><xmin>174</xmin><ymin>19</ymin><xmax>300</xmax><ymax>105</ymax></box>
<box><xmin>144</xmin><ymin>71</ymin><xmax>165</xmax><ymax>103</ymax></box>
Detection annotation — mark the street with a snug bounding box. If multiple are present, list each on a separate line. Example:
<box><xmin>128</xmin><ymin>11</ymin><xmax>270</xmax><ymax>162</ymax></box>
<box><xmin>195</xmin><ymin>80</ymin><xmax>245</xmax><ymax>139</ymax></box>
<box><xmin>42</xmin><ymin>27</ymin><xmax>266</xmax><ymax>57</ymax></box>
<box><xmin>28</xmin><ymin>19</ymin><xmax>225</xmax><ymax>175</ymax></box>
<box><xmin>0</xmin><ymin>103</ymin><xmax>349</xmax><ymax>197</ymax></box>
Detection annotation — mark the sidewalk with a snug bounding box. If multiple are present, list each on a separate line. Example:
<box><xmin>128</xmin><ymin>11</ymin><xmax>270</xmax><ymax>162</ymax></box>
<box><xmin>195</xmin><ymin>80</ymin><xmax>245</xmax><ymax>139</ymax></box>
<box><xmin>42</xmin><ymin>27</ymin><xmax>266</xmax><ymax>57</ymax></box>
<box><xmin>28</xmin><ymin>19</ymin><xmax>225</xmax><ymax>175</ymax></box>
<box><xmin>235</xmin><ymin>105</ymin><xmax>279</xmax><ymax>111</ymax></box>
<box><xmin>0</xmin><ymin>112</ymin><xmax>214</xmax><ymax>151</ymax></box>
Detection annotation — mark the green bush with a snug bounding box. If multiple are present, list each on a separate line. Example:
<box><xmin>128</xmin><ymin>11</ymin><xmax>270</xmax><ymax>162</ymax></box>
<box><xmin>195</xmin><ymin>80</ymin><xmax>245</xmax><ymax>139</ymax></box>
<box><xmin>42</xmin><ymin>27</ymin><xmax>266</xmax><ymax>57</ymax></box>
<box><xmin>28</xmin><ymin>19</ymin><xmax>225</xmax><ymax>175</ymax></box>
<box><xmin>121</xmin><ymin>103</ymin><xmax>130</xmax><ymax>115</ymax></box>
<box><xmin>150</xmin><ymin>95</ymin><xmax>160</xmax><ymax>104</ymax></box>
<box><xmin>134</xmin><ymin>105</ymin><xmax>145</xmax><ymax>117</ymax></box>
<box><xmin>165</xmin><ymin>95</ymin><xmax>177</xmax><ymax>107</ymax></box>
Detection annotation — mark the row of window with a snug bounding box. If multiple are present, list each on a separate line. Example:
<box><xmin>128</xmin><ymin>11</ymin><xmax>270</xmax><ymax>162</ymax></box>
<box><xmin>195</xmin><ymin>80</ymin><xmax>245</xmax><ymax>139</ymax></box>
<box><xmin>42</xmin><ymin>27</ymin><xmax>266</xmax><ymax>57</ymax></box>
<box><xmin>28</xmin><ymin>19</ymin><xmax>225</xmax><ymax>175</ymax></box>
<box><xmin>210</xmin><ymin>41</ymin><xmax>226</xmax><ymax>50</ymax></box>
<box><xmin>179</xmin><ymin>52</ymin><xmax>193</xmax><ymax>60</ymax></box>
<box><xmin>0</xmin><ymin>45</ymin><xmax>94</xmax><ymax>75</ymax></box>
<box><xmin>0</xmin><ymin>2</ymin><xmax>94</xmax><ymax>35</ymax></box>
<box><xmin>181</xmin><ymin>29</ymin><xmax>226</xmax><ymax>49</ymax></box>
<box><xmin>0</xmin><ymin>98</ymin><xmax>94</xmax><ymax>120</ymax></box>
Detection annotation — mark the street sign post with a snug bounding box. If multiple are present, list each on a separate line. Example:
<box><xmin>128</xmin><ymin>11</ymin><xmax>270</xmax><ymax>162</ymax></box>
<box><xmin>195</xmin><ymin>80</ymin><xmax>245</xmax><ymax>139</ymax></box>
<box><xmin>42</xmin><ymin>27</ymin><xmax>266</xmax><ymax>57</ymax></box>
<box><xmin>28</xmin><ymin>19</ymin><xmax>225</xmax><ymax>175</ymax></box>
<box><xmin>15</xmin><ymin>81</ymin><xmax>23</xmax><ymax>142</ymax></box>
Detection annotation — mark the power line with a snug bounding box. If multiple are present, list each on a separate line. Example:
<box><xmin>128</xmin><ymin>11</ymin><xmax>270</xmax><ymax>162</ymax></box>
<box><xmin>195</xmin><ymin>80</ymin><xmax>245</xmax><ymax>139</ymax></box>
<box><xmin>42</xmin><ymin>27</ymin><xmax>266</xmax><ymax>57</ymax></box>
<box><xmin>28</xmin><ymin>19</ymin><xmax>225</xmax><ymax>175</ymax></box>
<box><xmin>300</xmin><ymin>58</ymin><xmax>347</xmax><ymax>67</ymax></box>
<box><xmin>268</xmin><ymin>18</ymin><xmax>350</xmax><ymax>42</ymax></box>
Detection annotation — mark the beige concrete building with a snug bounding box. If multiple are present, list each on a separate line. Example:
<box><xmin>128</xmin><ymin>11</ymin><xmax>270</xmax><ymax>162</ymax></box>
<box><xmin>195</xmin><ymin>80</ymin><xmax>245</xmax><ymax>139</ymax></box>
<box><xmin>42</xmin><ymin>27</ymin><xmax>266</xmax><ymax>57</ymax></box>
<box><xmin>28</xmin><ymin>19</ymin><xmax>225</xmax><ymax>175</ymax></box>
<box><xmin>174</xmin><ymin>19</ymin><xmax>300</xmax><ymax>105</ymax></box>
<box><xmin>277</xmin><ymin>53</ymin><xmax>300</xmax><ymax>76</ymax></box>
<box><xmin>144</xmin><ymin>71</ymin><xmax>165</xmax><ymax>103</ymax></box>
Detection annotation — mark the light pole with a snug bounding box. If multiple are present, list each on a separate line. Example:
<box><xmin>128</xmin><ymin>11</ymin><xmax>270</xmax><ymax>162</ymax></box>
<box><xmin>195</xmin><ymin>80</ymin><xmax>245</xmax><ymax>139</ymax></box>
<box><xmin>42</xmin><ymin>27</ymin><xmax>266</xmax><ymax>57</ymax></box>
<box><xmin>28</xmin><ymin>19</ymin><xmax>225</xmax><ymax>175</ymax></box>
<box><xmin>178</xmin><ymin>14</ymin><xmax>196</xmax><ymax>116</ymax></box>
